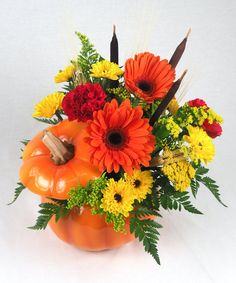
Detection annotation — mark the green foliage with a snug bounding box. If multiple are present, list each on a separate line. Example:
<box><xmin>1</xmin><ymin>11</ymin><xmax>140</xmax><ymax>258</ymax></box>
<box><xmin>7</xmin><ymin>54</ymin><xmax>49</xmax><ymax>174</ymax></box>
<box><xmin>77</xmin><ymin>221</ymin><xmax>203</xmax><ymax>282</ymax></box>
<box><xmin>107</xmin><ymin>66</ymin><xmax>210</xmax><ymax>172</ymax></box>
<box><xmin>132</xmin><ymin>206</ymin><xmax>161</xmax><ymax>218</ymax></box>
<box><xmin>76</xmin><ymin>32</ymin><xmax>103</xmax><ymax>82</ymax></box>
<box><xmin>192</xmin><ymin>165</ymin><xmax>226</xmax><ymax>207</ymax></box>
<box><xmin>67</xmin><ymin>184</ymin><xmax>89</xmax><ymax>209</ymax></box>
<box><xmin>190</xmin><ymin>178</ymin><xmax>200</xmax><ymax>198</ymax></box>
<box><xmin>20</xmin><ymin>139</ymin><xmax>30</xmax><ymax>146</ymax></box>
<box><xmin>160</xmin><ymin>190</ymin><xmax>203</xmax><ymax>214</ymax></box>
<box><xmin>8</xmin><ymin>182</ymin><xmax>26</xmax><ymax>205</ymax></box>
<box><xmin>67</xmin><ymin>175</ymin><xmax>107</xmax><ymax>210</ymax></box>
<box><xmin>62</xmin><ymin>80</ymin><xmax>75</xmax><ymax>92</ymax></box>
<box><xmin>29</xmin><ymin>202</ymin><xmax>69</xmax><ymax>230</ymax></box>
<box><xmin>200</xmin><ymin>177</ymin><xmax>227</xmax><ymax>207</ymax></box>
<box><xmin>130</xmin><ymin>208</ymin><xmax>162</xmax><ymax>265</ymax></box>
<box><xmin>107</xmin><ymin>87</ymin><xmax>131</xmax><ymax>102</ymax></box>
<box><xmin>105</xmin><ymin>213</ymin><xmax>126</xmax><ymax>233</ymax></box>
<box><xmin>34</xmin><ymin>117</ymin><xmax>60</xmax><ymax>125</ymax></box>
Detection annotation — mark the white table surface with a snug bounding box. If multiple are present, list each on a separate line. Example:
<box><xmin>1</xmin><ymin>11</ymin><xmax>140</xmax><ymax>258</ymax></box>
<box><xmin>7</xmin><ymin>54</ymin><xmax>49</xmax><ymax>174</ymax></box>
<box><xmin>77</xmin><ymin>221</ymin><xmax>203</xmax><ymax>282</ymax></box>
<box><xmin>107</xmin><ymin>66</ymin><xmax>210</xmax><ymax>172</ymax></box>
<box><xmin>0</xmin><ymin>0</ymin><xmax>235</xmax><ymax>282</ymax></box>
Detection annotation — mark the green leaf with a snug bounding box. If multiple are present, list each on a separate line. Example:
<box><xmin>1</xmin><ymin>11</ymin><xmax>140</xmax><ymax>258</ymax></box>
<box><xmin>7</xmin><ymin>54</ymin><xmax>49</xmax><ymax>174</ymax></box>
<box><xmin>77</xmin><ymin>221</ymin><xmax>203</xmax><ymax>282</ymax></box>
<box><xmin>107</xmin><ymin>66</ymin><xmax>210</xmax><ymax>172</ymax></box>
<box><xmin>34</xmin><ymin>117</ymin><xmax>60</xmax><ymax>125</ymax></box>
<box><xmin>190</xmin><ymin>179</ymin><xmax>200</xmax><ymax>198</ymax></box>
<box><xmin>20</xmin><ymin>139</ymin><xmax>30</xmax><ymax>146</ymax></box>
<box><xmin>130</xmin><ymin>216</ymin><xmax>162</xmax><ymax>265</ymax></box>
<box><xmin>131</xmin><ymin>207</ymin><xmax>161</xmax><ymax>218</ymax></box>
<box><xmin>196</xmin><ymin>166</ymin><xmax>209</xmax><ymax>175</ymax></box>
<box><xmin>28</xmin><ymin>202</ymin><xmax>69</xmax><ymax>230</ymax></box>
<box><xmin>199</xmin><ymin>176</ymin><xmax>227</xmax><ymax>207</ymax></box>
<box><xmin>76</xmin><ymin>32</ymin><xmax>103</xmax><ymax>82</ymax></box>
<box><xmin>8</xmin><ymin>182</ymin><xmax>26</xmax><ymax>205</ymax></box>
<box><xmin>160</xmin><ymin>191</ymin><xmax>203</xmax><ymax>214</ymax></box>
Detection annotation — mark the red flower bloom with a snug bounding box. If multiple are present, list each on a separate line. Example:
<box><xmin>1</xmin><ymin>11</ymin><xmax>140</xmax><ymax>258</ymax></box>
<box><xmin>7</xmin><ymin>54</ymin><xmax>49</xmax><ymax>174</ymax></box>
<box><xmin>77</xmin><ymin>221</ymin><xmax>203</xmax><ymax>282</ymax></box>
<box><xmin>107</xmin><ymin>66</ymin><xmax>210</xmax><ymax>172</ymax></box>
<box><xmin>62</xmin><ymin>83</ymin><xmax>107</xmax><ymax>122</ymax></box>
<box><xmin>202</xmin><ymin>119</ymin><xmax>222</xmax><ymax>138</ymax></box>
<box><xmin>188</xmin><ymin>98</ymin><xmax>207</xmax><ymax>108</ymax></box>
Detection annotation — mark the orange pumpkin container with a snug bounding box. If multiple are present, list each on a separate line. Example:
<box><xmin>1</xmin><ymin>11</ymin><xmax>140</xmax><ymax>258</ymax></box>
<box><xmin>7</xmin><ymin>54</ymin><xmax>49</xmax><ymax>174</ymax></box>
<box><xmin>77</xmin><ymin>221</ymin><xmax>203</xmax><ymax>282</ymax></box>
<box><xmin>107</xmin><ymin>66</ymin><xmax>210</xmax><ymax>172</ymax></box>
<box><xmin>20</xmin><ymin>120</ymin><xmax>135</xmax><ymax>250</ymax></box>
<box><xmin>46</xmin><ymin>203</ymin><xmax>135</xmax><ymax>251</ymax></box>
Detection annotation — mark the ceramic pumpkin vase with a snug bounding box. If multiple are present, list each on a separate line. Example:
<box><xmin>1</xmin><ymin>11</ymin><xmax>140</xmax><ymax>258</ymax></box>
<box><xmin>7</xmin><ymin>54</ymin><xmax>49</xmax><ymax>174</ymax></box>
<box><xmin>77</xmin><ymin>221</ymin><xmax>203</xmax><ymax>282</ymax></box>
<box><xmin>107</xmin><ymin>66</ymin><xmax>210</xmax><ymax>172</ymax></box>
<box><xmin>19</xmin><ymin>120</ymin><xmax>135</xmax><ymax>251</ymax></box>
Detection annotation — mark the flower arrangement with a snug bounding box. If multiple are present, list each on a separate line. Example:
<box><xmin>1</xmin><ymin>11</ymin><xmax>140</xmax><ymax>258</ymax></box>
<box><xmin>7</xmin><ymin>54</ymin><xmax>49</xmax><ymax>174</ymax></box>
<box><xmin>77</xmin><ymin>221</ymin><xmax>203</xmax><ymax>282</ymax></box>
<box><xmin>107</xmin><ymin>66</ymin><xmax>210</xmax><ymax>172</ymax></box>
<box><xmin>11</xmin><ymin>27</ymin><xmax>225</xmax><ymax>265</ymax></box>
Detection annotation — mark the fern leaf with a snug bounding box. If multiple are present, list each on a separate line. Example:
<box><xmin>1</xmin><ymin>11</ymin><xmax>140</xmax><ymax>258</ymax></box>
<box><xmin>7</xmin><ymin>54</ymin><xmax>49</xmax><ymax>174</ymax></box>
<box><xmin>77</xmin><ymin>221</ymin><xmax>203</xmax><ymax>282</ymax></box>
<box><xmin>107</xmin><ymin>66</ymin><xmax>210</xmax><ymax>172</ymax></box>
<box><xmin>28</xmin><ymin>202</ymin><xmax>69</xmax><ymax>230</ymax></box>
<box><xmin>160</xmin><ymin>191</ymin><xmax>203</xmax><ymax>214</ymax></box>
<box><xmin>200</xmin><ymin>176</ymin><xmax>227</xmax><ymax>207</ymax></box>
<box><xmin>8</xmin><ymin>182</ymin><xmax>26</xmax><ymax>205</ymax></box>
<box><xmin>190</xmin><ymin>179</ymin><xmax>200</xmax><ymax>198</ymax></box>
<box><xmin>131</xmin><ymin>207</ymin><xmax>161</xmax><ymax>218</ymax></box>
<box><xmin>130</xmin><ymin>216</ymin><xmax>162</xmax><ymax>265</ymax></box>
<box><xmin>20</xmin><ymin>139</ymin><xmax>30</xmax><ymax>146</ymax></box>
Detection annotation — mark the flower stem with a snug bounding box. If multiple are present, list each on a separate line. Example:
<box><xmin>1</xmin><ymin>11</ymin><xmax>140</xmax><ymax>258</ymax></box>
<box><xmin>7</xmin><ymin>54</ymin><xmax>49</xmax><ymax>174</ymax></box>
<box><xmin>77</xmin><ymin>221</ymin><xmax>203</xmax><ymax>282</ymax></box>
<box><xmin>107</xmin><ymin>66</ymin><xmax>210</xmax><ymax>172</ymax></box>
<box><xmin>55</xmin><ymin>110</ymin><xmax>63</xmax><ymax>121</ymax></box>
<box><xmin>42</xmin><ymin>131</ymin><xmax>74</xmax><ymax>165</ymax></box>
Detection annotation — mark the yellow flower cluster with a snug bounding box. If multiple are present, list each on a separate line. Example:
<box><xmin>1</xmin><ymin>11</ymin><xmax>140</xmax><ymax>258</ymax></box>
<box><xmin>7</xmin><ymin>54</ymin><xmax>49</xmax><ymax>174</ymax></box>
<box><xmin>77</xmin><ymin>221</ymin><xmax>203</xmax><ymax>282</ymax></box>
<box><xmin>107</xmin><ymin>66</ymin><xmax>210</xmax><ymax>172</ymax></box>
<box><xmin>161</xmin><ymin>117</ymin><xmax>181</xmax><ymax>138</ymax></box>
<box><xmin>168</xmin><ymin>97</ymin><xmax>179</xmax><ymax>115</ymax></box>
<box><xmin>162</xmin><ymin>159</ymin><xmax>196</xmax><ymax>192</ymax></box>
<box><xmin>32</xmin><ymin>92</ymin><xmax>64</xmax><ymax>118</ymax></box>
<box><xmin>161</xmin><ymin>148</ymin><xmax>195</xmax><ymax>191</ymax></box>
<box><xmin>101</xmin><ymin>170</ymin><xmax>153</xmax><ymax>216</ymax></box>
<box><xmin>206</xmin><ymin>108</ymin><xmax>223</xmax><ymax>124</ymax></box>
<box><xmin>54</xmin><ymin>64</ymin><xmax>75</xmax><ymax>83</ymax></box>
<box><xmin>183</xmin><ymin>126</ymin><xmax>215</xmax><ymax>164</ymax></box>
<box><xmin>90</xmin><ymin>60</ymin><xmax>123</xmax><ymax>80</ymax></box>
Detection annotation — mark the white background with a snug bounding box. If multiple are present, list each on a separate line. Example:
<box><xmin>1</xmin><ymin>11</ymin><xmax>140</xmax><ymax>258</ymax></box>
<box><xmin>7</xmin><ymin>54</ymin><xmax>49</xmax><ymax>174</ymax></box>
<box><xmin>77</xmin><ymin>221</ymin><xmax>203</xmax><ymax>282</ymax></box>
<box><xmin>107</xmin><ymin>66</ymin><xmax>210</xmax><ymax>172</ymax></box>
<box><xmin>0</xmin><ymin>0</ymin><xmax>236</xmax><ymax>282</ymax></box>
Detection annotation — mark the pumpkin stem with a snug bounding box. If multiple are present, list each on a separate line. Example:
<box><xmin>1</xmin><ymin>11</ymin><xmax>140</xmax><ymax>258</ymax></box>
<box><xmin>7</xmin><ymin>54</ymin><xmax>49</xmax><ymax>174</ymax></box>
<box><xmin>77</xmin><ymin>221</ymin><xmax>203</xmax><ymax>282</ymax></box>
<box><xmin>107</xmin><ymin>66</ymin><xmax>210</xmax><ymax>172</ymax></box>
<box><xmin>42</xmin><ymin>130</ymin><xmax>74</xmax><ymax>165</ymax></box>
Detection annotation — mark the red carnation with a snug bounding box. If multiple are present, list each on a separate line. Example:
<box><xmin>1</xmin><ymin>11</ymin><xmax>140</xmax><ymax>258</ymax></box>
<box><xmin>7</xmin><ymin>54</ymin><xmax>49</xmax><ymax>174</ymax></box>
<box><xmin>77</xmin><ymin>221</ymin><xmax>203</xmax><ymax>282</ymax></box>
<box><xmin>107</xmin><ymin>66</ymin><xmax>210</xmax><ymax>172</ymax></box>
<box><xmin>62</xmin><ymin>83</ymin><xmax>107</xmax><ymax>122</ymax></box>
<box><xmin>188</xmin><ymin>98</ymin><xmax>207</xmax><ymax>108</ymax></box>
<box><xmin>202</xmin><ymin>119</ymin><xmax>222</xmax><ymax>138</ymax></box>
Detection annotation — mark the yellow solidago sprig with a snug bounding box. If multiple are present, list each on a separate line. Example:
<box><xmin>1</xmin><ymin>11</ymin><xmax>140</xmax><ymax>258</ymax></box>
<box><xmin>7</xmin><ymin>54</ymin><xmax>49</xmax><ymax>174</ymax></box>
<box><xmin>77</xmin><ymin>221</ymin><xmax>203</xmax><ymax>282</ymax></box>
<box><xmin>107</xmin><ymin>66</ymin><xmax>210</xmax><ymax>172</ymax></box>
<box><xmin>160</xmin><ymin>116</ymin><xmax>181</xmax><ymax>138</ymax></box>
<box><xmin>54</xmin><ymin>64</ymin><xmax>76</xmax><ymax>83</ymax></box>
<box><xmin>101</xmin><ymin>178</ymin><xmax>134</xmax><ymax>217</ymax></box>
<box><xmin>90</xmin><ymin>60</ymin><xmax>123</xmax><ymax>80</ymax></box>
<box><xmin>32</xmin><ymin>92</ymin><xmax>64</xmax><ymax>118</ymax></box>
<box><xmin>161</xmin><ymin>148</ymin><xmax>196</xmax><ymax>192</ymax></box>
<box><xmin>206</xmin><ymin>108</ymin><xmax>223</xmax><ymax>124</ymax></box>
<box><xmin>125</xmin><ymin>170</ymin><xmax>153</xmax><ymax>202</ymax></box>
<box><xmin>181</xmin><ymin>125</ymin><xmax>215</xmax><ymax>164</ymax></box>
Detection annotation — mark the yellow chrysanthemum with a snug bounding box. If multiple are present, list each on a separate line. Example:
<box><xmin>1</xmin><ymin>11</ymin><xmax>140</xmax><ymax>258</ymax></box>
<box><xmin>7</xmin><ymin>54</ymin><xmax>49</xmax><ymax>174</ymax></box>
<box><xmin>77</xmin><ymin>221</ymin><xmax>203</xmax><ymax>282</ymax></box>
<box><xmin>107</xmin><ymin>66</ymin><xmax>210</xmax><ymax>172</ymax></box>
<box><xmin>162</xmin><ymin>159</ymin><xmax>196</xmax><ymax>192</ymax></box>
<box><xmin>90</xmin><ymin>60</ymin><xmax>123</xmax><ymax>80</ymax></box>
<box><xmin>54</xmin><ymin>64</ymin><xmax>75</xmax><ymax>83</ymax></box>
<box><xmin>168</xmin><ymin>97</ymin><xmax>179</xmax><ymax>115</ymax></box>
<box><xmin>183</xmin><ymin>126</ymin><xmax>215</xmax><ymax>164</ymax></box>
<box><xmin>101</xmin><ymin>179</ymin><xmax>134</xmax><ymax>217</ymax></box>
<box><xmin>125</xmin><ymin>170</ymin><xmax>153</xmax><ymax>202</ymax></box>
<box><xmin>32</xmin><ymin>92</ymin><xmax>64</xmax><ymax>118</ymax></box>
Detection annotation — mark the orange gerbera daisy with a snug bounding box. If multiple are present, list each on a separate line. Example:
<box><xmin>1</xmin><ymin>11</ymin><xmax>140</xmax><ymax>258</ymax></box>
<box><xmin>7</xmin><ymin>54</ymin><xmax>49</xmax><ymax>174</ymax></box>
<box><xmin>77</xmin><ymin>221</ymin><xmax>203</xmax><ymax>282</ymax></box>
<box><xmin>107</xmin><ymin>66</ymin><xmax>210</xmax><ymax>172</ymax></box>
<box><xmin>85</xmin><ymin>99</ymin><xmax>156</xmax><ymax>175</ymax></box>
<box><xmin>124</xmin><ymin>52</ymin><xmax>175</xmax><ymax>103</ymax></box>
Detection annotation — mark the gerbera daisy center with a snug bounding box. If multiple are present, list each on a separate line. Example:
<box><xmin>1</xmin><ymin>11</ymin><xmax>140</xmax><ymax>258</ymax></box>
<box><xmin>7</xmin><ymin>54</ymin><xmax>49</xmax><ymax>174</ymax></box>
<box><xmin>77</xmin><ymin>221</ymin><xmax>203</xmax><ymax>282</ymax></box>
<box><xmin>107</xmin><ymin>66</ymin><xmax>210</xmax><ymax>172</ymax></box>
<box><xmin>137</xmin><ymin>80</ymin><xmax>153</xmax><ymax>93</ymax></box>
<box><xmin>105</xmin><ymin>129</ymin><xmax>126</xmax><ymax>149</ymax></box>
